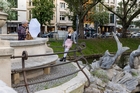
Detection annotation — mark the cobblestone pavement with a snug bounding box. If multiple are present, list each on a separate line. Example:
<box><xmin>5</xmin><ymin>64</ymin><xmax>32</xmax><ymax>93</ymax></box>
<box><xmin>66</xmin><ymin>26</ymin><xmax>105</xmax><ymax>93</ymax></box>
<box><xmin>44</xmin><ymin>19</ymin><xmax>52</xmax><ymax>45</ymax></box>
<box><xmin>12</xmin><ymin>60</ymin><xmax>77</xmax><ymax>93</ymax></box>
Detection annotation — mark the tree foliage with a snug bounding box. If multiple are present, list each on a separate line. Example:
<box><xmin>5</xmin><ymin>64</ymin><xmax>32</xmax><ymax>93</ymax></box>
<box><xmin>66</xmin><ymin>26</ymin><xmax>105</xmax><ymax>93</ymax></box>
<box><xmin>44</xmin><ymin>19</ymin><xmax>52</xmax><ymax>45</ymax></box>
<box><xmin>100</xmin><ymin>0</ymin><xmax>140</xmax><ymax>38</ymax></box>
<box><xmin>31</xmin><ymin>0</ymin><xmax>55</xmax><ymax>31</ymax></box>
<box><xmin>7</xmin><ymin>0</ymin><xmax>17</xmax><ymax>21</ymax></box>
<box><xmin>0</xmin><ymin>0</ymin><xmax>17</xmax><ymax>21</ymax></box>
<box><xmin>89</xmin><ymin>11</ymin><xmax>109</xmax><ymax>33</ymax></box>
<box><xmin>133</xmin><ymin>20</ymin><xmax>140</xmax><ymax>28</ymax></box>
<box><xmin>90</xmin><ymin>11</ymin><xmax>109</xmax><ymax>26</ymax></box>
<box><xmin>64</xmin><ymin>0</ymin><xmax>101</xmax><ymax>38</ymax></box>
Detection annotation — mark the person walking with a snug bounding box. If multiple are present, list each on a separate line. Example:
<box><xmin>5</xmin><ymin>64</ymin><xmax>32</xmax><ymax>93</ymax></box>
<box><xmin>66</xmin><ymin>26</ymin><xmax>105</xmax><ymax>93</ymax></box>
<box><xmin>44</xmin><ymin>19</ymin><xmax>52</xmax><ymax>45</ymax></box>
<box><xmin>60</xmin><ymin>27</ymin><xmax>77</xmax><ymax>62</ymax></box>
<box><xmin>18</xmin><ymin>20</ymin><xmax>28</xmax><ymax>40</ymax></box>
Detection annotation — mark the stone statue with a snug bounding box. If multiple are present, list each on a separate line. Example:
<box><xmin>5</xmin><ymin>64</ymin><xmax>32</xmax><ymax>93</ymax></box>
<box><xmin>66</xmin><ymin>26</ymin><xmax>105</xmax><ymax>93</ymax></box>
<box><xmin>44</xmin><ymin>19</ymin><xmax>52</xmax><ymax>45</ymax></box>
<box><xmin>129</xmin><ymin>45</ymin><xmax>140</xmax><ymax>68</ymax></box>
<box><xmin>99</xmin><ymin>32</ymin><xmax>129</xmax><ymax>69</ymax></box>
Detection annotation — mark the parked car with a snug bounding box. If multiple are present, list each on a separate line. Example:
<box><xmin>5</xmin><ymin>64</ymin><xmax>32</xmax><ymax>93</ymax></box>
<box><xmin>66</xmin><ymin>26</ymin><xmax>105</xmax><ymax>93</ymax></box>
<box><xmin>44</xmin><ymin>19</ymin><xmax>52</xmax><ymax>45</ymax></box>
<box><xmin>41</xmin><ymin>32</ymin><xmax>58</xmax><ymax>38</ymax></box>
<box><xmin>92</xmin><ymin>32</ymin><xmax>99</xmax><ymax>38</ymax></box>
<box><xmin>131</xmin><ymin>32</ymin><xmax>140</xmax><ymax>38</ymax></box>
<box><xmin>116</xmin><ymin>33</ymin><xmax>122</xmax><ymax>37</ymax></box>
<box><xmin>105</xmin><ymin>32</ymin><xmax>111</xmax><ymax>37</ymax></box>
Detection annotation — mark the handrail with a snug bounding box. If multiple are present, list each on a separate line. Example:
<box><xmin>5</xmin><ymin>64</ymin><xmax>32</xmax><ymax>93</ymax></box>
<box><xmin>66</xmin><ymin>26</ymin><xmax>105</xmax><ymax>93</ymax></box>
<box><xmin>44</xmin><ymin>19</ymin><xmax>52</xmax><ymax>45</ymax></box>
<box><xmin>11</xmin><ymin>42</ymin><xmax>90</xmax><ymax>93</ymax></box>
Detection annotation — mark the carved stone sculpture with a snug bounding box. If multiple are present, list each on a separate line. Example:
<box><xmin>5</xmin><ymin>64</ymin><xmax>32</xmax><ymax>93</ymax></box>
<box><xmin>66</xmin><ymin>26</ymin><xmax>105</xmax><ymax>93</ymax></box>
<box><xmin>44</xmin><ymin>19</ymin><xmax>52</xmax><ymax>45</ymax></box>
<box><xmin>100</xmin><ymin>32</ymin><xmax>129</xmax><ymax>69</ymax></box>
<box><xmin>129</xmin><ymin>45</ymin><xmax>140</xmax><ymax>68</ymax></box>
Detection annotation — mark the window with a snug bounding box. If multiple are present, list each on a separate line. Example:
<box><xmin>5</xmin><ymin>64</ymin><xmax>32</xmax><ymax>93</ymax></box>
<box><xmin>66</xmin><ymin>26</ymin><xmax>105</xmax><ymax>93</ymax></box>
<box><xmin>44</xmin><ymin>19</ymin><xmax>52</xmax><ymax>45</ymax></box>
<box><xmin>110</xmin><ymin>0</ymin><xmax>115</xmax><ymax>4</ymax></box>
<box><xmin>68</xmin><ymin>16</ymin><xmax>71</xmax><ymax>21</ymax></box>
<box><xmin>7</xmin><ymin>0</ymin><xmax>18</xmax><ymax>8</ymax></box>
<box><xmin>7</xmin><ymin>0</ymin><xmax>18</xmax><ymax>20</ymax></box>
<box><xmin>60</xmin><ymin>2</ymin><xmax>65</xmax><ymax>9</ymax></box>
<box><xmin>29</xmin><ymin>10</ymin><xmax>32</xmax><ymax>19</ymax></box>
<box><xmin>8</xmin><ymin>11</ymin><xmax>18</xmax><ymax>20</ymax></box>
<box><xmin>29</xmin><ymin>0</ymin><xmax>32</xmax><ymax>6</ymax></box>
<box><xmin>60</xmin><ymin>15</ymin><xmax>65</xmax><ymax>20</ymax></box>
<box><xmin>110</xmin><ymin>14</ymin><xmax>114</xmax><ymax>23</ymax></box>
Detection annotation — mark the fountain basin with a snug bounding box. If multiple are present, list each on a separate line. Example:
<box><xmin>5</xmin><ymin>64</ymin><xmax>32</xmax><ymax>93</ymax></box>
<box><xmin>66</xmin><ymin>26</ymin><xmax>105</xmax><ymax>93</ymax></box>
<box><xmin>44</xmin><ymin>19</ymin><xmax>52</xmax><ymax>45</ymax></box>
<box><xmin>0</xmin><ymin>34</ymin><xmax>58</xmax><ymax>84</ymax></box>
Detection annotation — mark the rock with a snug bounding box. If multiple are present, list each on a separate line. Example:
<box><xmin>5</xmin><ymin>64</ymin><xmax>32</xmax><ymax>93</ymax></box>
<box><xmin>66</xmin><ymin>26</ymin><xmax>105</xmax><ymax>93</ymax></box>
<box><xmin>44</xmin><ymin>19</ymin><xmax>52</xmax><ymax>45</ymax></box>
<box><xmin>133</xmin><ymin>57</ymin><xmax>140</xmax><ymax>69</ymax></box>
<box><xmin>90</xmin><ymin>61</ymin><xmax>100</xmax><ymax>71</ymax></box>
<box><xmin>105</xmin><ymin>81</ymin><xmax>130</xmax><ymax>93</ymax></box>
<box><xmin>117</xmin><ymin>72</ymin><xmax>132</xmax><ymax>84</ymax></box>
<box><xmin>106</xmin><ymin>69</ymin><xmax>117</xmax><ymax>80</ymax></box>
<box><xmin>124</xmin><ymin>65</ymin><xmax>131</xmax><ymax>72</ymax></box>
<box><xmin>85</xmin><ymin>86</ymin><xmax>102</xmax><ymax>93</ymax></box>
<box><xmin>123</xmin><ymin>78</ymin><xmax>138</xmax><ymax>91</ymax></box>
<box><xmin>112</xmin><ymin>71</ymin><xmax>124</xmax><ymax>83</ymax></box>
<box><xmin>0</xmin><ymin>80</ymin><xmax>17</xmax><ymax>93</ymax></box>
<box><xmin>94</xmin><ymin>77</ymin><xmax>106</xmax><ymax>88</ymax></box>
<box><xmin>129</xmin><ymin>45</ymin><xmax>140</xmax><ymax>68</ymax></box>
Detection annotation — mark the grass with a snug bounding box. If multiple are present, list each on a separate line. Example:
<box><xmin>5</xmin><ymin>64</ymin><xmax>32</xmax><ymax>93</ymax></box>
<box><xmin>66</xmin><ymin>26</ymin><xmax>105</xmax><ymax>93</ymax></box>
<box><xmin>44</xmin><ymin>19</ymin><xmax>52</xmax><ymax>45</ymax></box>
<box><xmin>48</xmin><ymin>38</ymin><xmax>140</xmax><ymax>58</ymax></box>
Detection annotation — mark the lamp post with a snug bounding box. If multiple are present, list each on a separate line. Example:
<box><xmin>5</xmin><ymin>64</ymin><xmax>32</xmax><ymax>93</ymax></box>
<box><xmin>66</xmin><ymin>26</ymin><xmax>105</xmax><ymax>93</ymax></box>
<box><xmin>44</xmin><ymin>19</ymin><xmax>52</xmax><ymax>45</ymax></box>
<box><xmin>76</xmin><ymin>15</ymin><xmax>79</xmax><ymax>43</ymax></box>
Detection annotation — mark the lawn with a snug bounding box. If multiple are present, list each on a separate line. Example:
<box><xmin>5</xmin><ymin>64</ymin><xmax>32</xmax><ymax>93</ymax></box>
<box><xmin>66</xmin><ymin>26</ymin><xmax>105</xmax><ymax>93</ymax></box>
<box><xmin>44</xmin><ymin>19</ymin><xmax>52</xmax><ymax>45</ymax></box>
<box><xmin>48</xmin><ymin>38</ymin><xmax>140</xmax><ymax>57</ymax></box>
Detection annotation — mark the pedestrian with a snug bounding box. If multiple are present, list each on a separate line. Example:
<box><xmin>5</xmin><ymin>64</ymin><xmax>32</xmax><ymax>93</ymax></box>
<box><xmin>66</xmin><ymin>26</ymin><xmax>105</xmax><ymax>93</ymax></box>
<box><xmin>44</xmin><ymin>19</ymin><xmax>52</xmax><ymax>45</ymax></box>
<box><xmin>18</xmin><ymin>20</ymin><xmax>28</xmax><ymax>40</ymax></box>
<box><xmin>60</xmin><ymin>27</ymin><xmax>77</xmax><ymax>62</ymax></box>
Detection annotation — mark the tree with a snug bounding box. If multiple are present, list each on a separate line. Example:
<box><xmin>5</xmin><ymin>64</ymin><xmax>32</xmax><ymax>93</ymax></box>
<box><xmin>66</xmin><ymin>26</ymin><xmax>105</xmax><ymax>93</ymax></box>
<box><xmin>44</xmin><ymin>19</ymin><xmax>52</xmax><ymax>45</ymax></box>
<box><xmin>89</xmin><ymin>4</ymin><xmax>109</xmax><ymax>34</ymax></box>
<box><xmin>64</xmin><ymin>0</ymin><xmax>101</xmax><ymax>38</ymax></box>
<box><xmin>133</xmin><ymin>20</ymin><xmax>140</xmax><ymax>28</ymax></box>
<box><xmin>31</xmin><ymin>0</ymin><xmax>55</xmax><ymax>32</ymax></box>
<box><xmin>100</xmin><ymin>0</ymin><xmax>140</xmax><ymax>38</ymax></box>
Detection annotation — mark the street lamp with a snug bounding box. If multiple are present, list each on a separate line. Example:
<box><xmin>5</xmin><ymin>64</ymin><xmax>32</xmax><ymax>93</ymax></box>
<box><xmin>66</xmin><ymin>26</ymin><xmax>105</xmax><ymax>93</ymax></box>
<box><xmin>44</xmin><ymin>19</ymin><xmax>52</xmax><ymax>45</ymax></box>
<box><xmin>76</xmin><ymin>15</ymin><xmax>79</xmax><ymax>43</ymax></box>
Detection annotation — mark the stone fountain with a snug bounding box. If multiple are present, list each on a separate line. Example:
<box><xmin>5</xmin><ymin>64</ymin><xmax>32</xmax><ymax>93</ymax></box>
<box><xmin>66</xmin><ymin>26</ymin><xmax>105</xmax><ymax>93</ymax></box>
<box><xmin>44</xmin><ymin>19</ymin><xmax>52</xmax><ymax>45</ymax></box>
<box><xmin>0</xmin><ymin>34</ymin><xmax>58</xmax><ymax>84</ymax></box>
<box><xmin>0</xmin><ymin>10</ymin><xmax>58</xmax><ymax>84</ymax></box>
<box><xmin>0</xmin><ymin>11</ymin><xmax>8</xmax><ymax>34</ymax></box>
<box><xmin>0</xmin><ymin>10</ymin><xmax>58</xmax><ymax>83</ymax></box>
<box><xmin>0</xmin><ymin>12</ymin><xmax>7</xmax><ymax>27</ymax></box>
<box><xmin>85</xmin><ymin>32</ymin><xmax>140</xmax><ymax>93</ymax></box>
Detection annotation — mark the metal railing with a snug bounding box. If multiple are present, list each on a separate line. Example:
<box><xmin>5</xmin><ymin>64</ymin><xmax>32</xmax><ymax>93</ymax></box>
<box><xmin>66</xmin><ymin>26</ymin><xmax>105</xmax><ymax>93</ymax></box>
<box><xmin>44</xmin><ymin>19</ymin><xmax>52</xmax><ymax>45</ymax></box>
<box><xmin>11</xmin><ymin>42</ymin><xmax>91</xmax><ymax>93</ymax></box>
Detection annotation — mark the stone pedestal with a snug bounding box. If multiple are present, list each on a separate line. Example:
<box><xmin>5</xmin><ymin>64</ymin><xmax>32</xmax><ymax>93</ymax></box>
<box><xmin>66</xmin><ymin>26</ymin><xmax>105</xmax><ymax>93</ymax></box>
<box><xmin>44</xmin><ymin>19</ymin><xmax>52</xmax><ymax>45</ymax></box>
<box><xmin>0</xmin><ymin>12</ymin><xmax>8</xmax><ymax>34</ymax></box>
<box><xmin>0</xmin><ymin>40</ymin><xmax>14</xmax><ymax>86</ymax></box>
<box><xmin>0</xmin><ymin>12</ymin><xmax>8</xmax><ymax>27</ymax></box>
<box><xmin>0</xmin><ymin>24</ymin><xmax>7</xmax><ymax>34</ymax></box>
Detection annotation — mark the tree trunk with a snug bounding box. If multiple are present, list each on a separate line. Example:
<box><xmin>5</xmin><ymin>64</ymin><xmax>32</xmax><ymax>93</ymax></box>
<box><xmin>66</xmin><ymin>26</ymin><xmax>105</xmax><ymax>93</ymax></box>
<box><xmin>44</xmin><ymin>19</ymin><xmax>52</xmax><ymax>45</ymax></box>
<box><xmin>78</xmin><ymin>18</ymin><xmax>84</xmax><ymax>39</ymax></box>
<box><xmin>122</xmin><ymin>28</ymin><xmax>128</xmax><ymax>38</ymax></box>
<box><xmin>122</xmin><ymin>23</ymin><xmax>129</xmax><ymax>38</ymax></box>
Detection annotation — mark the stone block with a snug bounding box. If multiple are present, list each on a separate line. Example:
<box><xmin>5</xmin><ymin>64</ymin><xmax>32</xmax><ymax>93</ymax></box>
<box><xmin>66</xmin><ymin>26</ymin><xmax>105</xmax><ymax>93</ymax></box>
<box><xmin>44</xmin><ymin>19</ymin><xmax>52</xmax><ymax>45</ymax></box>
<box><xmin>44</xmin><ymin>67</ymin><xmax>51</xmax><ymax>74</ymax></box>
<box><xmin>12</xmin><ymin>73</ymin><xmax>20</xmax><ymax>84</ymax></box>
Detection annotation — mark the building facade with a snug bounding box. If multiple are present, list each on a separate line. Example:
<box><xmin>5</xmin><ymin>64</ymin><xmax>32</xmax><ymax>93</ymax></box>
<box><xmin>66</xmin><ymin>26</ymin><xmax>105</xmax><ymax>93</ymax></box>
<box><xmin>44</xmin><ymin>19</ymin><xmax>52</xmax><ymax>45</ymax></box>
<box><xmin>26</xmin><ymin>0</ymin><xmax>72</xmax><ymax>33</ymax></box>
<box><xmin>2</xmin><ymin>0</ymin><xmax>72</xmax><ymax>34</ymax></box>
<box><xmin>2</xmin><ymin>0</ymin><xmax>118</xmax><ymax>34</ymax></box>
<box><xmin>84</xmin><ymin>0</ymin><xmax>117</xmax><ymax>34</ymax></box>
<box><xmin>7</xmin><ymin>0</ymin><xmax>27</xmax><ymax>34</ymax></box>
